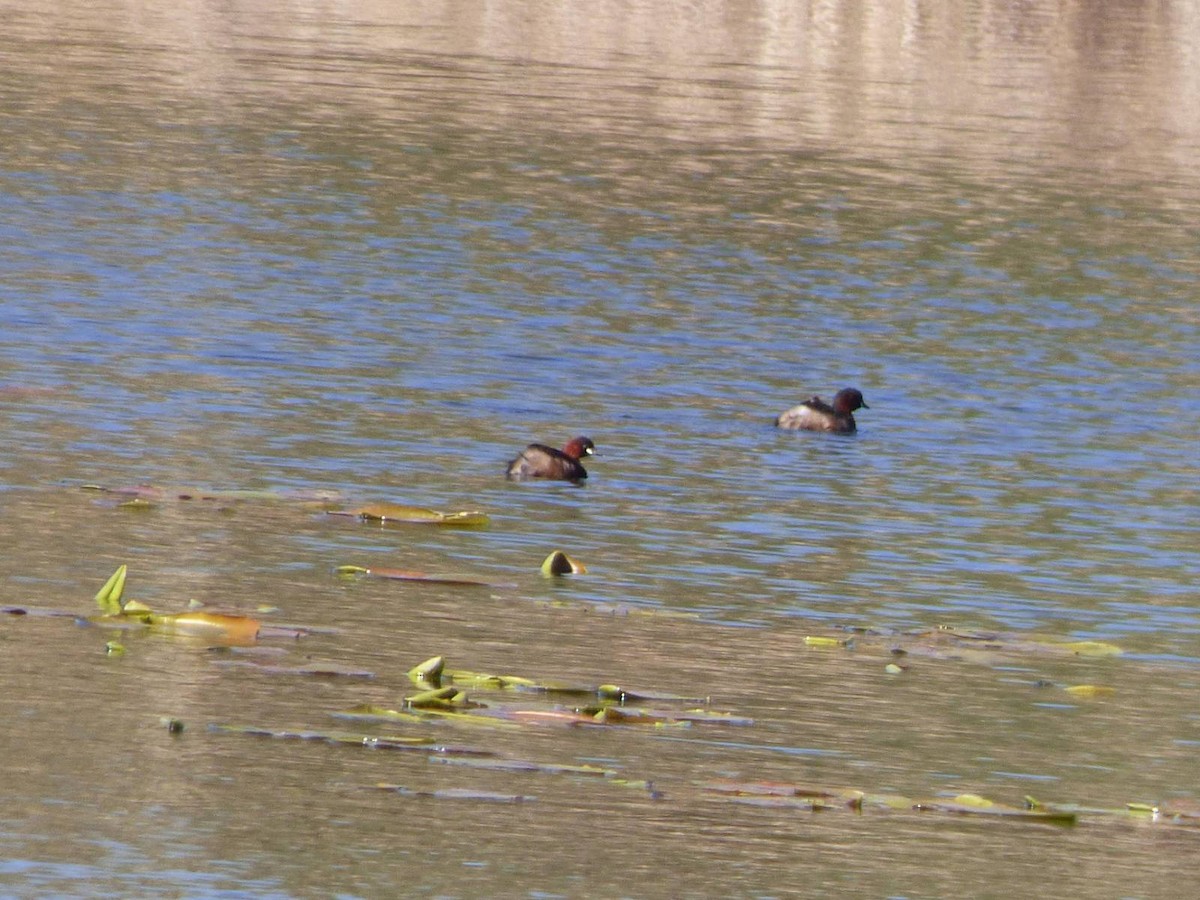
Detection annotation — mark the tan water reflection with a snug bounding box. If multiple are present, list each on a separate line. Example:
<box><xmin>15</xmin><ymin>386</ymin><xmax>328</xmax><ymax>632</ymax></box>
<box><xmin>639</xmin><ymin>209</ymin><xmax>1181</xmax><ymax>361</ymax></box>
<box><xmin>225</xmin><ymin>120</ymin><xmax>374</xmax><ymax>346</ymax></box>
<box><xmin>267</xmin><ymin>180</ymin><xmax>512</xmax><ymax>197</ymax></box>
<box><xmin>11</xmin><ymin>0</ymin><xmax>1200</xmax><ymax>191</ymax></box>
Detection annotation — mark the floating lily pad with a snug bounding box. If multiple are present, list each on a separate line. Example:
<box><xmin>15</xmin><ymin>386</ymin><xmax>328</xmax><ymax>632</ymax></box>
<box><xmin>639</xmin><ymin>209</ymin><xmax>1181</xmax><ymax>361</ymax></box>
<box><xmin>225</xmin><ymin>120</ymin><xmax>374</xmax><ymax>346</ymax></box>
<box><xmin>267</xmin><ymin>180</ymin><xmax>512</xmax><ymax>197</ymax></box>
<box><xmin>402</xmin><ymin>658</ymin><xmax>711</xmax><ymax>709</ymax></box>
<box><xmin>705</xmin><ymin>781</ymin><xmax>1076</xmax><ymax>824</ymax></box>
<box><xmin>149</xmin><ymin>611</ymin><xmax>262</xmax><ymax>642</ymax></box>
<box><xmin>330</xmin><ymin>504</ymin><xmax>489</xmax><ymax>526</ymax></box>
<box><xmin>90</xmin><ymin>566</ymin><xmax>261</xmax><ymax>644</ymax></box>
<box><xmin>914</xmin><ymin>794</ymin><xmax>1077</xmax><ymax>825</ymax></box>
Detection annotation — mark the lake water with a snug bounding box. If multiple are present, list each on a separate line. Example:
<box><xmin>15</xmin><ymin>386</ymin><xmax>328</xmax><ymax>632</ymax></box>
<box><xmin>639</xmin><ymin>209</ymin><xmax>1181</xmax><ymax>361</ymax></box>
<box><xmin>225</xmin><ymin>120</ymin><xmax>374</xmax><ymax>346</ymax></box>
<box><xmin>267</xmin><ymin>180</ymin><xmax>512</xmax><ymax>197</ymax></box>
<box><xmin>2</xmin><ymin>1</ymin><xmax>1200</xmax><ymax>896</ymax></box>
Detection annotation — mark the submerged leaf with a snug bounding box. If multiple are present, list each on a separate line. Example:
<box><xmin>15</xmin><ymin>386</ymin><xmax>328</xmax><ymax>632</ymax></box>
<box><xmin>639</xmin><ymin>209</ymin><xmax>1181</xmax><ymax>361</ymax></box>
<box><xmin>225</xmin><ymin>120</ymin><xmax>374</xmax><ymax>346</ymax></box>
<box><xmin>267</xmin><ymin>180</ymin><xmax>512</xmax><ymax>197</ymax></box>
<box><xmin>211</xmin><ymin>660</ymin><xmax>374</xmax><ymax>678</ymax></box>
<box><xmin>1058</xmin><ymin>641</ymin><xmax>1123</xmax><ymax>658</ymax></box>
<box><xmin>208</xmin><ymin>723</ymin><xmax>490</xmax><ymax>756</ymax></box>
<box><xmin>85</xmin><ymin>484</ymin><xmax>342</xmax><ymax>506</ymax></box>
<box><xmin>333</xmin><ymin>704</ymin><xmax>424</xmax><ymax>725</ymax></box>
<box><xmin>508</xmin><ymin>709</ymin><xmax>598</xmax><ymax>727</ymax></box>
<box><xmin>949</xmin><ymin>793</ymin><xmax>995</xmax><ymax>809</ymax></box>
<box><xmin>1064</xmin><ymin>684</ymin><xmax>1116</xmax><ymax>698</ymax></box>
<box><xmin>336</xmin><ymin>565</ymin><xmax>497</xmax><ymax>587</ymax></box>
<box><xmin>118</xmin><ymin>498</ymin><xmax>156</xmax><ymax>510</ymax></box>
<box><xmin>149</xmin><ymin>611</ymin><xmax>261</xmax><ymax>643</ymax></box>
<box><xmin>428</xmin><ymin>756</ymin><xmax>618</xmax><ymax>778</ymax></box>
<box><xmin>374</xmin><ymin>783</ymin><xmax>533</xmax><ymax>803</ymax></box>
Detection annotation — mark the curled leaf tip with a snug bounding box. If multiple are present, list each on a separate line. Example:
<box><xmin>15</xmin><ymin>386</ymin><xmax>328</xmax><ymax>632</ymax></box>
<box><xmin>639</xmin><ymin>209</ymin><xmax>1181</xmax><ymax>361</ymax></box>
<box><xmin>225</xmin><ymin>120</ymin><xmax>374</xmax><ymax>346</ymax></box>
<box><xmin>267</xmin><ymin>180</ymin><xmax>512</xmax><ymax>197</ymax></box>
<box><xmin>409</xmin><ymin>655</ymin><xmax>446</xmax><ymax>683</ymax></box>
<box><xmin>541</xmin><ymin>550</ymin><xmax>586</xmax><ymax>576</ymax></box>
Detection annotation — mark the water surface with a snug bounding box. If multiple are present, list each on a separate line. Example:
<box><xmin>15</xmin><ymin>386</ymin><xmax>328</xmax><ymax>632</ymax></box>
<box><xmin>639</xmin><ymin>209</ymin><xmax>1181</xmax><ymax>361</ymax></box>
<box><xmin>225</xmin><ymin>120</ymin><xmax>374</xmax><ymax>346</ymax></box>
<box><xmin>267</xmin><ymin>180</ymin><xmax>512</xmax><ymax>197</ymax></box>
<box><xmin>2</xmin><ymin>1</ymin><xmax>1199</xmax><ymax>896</ymax></box>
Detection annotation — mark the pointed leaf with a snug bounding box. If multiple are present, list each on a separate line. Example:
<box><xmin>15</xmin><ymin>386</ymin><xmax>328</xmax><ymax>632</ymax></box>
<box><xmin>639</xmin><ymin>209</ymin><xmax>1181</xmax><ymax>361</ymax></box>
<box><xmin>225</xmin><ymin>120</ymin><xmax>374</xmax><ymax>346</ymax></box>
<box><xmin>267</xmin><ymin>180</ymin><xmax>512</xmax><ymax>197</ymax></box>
<box><xmin>408</xmin><ymin>656</ymin><xmax>445</xmax><ymax>683</ymax></box>
<box><xmin>94</xmin><ymin>565</ymin><xmax>128</xmax><ymax>615</ymax></box>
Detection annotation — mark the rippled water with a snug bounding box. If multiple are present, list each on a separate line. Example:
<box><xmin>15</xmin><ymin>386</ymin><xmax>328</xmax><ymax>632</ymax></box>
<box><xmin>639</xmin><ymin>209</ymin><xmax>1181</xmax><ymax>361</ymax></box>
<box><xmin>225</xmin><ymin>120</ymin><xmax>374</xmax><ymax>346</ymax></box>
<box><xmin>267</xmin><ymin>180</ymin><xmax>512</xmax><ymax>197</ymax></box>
<box><xmin>3</xmin><ymin>1</ymin><xmax>1200</xmax><ymax>896</ymax></box>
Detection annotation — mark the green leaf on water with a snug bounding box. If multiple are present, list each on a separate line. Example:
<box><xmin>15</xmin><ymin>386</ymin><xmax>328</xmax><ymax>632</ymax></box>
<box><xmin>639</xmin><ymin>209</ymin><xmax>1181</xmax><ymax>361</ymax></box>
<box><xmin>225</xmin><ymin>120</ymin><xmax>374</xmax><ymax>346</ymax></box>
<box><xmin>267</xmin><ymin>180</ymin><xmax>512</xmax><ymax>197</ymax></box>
<box><xmin>949</xmin><ymin>793</ymin><xmax>994</xmax><ymax>809</ymax></box>
<box><xmin>333</xmin><ymin>704</ymin><xmax>425</xmax><ymax>724</ymax></box>
<box><xmin>405</xmin><ymin>686</ymin><xmax>484</xmax><ymax>710</ymax></box>
<box><xmin>408</xmin><ymin>655</ymin><xmax>446</xmax><ymax>683</ymax></box>
<box><xmin>443</xmin><ymin>669</ymin><xmax>545</xmax><ymax>691</ymax></box>
<box><xmin>90</xmin><ymin>566</ymin><xmax>260</xmax><ymax>643</ymax></box>
<box><xmin>588</xmin><ymin>707</ymin><xmax>692</xmax><ymax>727</ymax></box>
<box><xmin>94</xmin><ymin>565</ymin><xmax>128</xmax><ymax>615</ymax></box>
<box><xmin>411</xmin><ymin>658</ymin><xmax>709</xmax><ymax>704</ymax></box>
<box><xmin>804</xmin><ymin>635</ymin><xmax>854</xmax><ymax>649</ymax></box>
<box><xmin>1058</xmin><ymin>641</ymin><xmax>1123</xmax><ymax>658</ymax></box>
<box><xmin>118</xmin><ymin>498</ymin><xmax>156</xmax><ymax>510</ymax></box>
<box><xmin>331</xmin><ymin>503</ymin><xmax>490</xmax><ymax>526</ymax></box>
